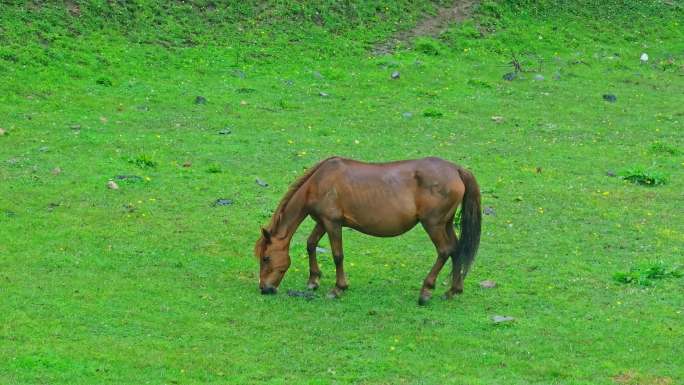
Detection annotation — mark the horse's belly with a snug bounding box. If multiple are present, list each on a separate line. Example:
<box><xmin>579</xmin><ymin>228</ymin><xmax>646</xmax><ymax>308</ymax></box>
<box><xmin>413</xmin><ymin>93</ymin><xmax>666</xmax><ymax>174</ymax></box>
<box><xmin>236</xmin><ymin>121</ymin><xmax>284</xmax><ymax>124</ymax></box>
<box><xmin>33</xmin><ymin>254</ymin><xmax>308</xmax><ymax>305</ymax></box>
<box><xmin>341</xmin><ymin>200</ymin><xmax>418</xmax><ymax>237</ymax></box>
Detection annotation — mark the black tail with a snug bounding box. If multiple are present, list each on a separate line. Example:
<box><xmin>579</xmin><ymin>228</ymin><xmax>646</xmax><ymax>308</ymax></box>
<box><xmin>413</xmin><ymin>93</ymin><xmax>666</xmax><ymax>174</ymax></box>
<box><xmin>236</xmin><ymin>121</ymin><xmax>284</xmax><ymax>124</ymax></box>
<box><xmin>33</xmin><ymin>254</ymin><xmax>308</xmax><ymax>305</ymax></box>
<box><xmin>453</xmin><ymin>167</ymin><xmax>482</xmax><ymax>278</ymax></box>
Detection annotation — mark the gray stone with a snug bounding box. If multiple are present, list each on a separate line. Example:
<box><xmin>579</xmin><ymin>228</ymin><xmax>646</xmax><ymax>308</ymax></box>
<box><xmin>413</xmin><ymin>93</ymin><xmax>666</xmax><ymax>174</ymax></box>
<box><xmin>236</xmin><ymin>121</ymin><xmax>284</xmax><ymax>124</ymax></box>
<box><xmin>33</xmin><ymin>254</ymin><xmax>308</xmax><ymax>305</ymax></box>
<box><xmin>492</xmin><ymin>315</ymin><xmax>515</xmax><ymax>324</ymax></box>
<box><xmin>603</xmin><ymin>94</ymin><xmax>617</xmax><ymax>103</ymax></box>
<box><xmin>213</xmin><ymin>199</ymin><xmax>234</xmax><ymax>207</ymax></box>
<box><xmin>503</xmin><ymin>72</ymin><xmax>517</xmax><ymax>81</ymax></box>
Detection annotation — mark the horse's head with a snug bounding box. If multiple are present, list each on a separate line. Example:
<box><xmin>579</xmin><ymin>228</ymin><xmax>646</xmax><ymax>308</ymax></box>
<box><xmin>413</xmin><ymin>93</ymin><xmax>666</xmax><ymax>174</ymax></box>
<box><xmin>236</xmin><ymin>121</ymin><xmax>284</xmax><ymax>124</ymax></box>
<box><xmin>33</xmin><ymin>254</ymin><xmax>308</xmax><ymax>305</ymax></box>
<box><xmin>254</xmin><ymin>228</ymin><xmax>291</xmax><ymax>294</ymax></box>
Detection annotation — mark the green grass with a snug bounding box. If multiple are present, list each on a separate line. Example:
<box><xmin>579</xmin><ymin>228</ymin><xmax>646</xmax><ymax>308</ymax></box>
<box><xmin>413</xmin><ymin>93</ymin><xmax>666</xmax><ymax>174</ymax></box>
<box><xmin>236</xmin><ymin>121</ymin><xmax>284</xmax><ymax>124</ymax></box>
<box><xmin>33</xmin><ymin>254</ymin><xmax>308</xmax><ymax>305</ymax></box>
<box><xmin>1</xmin><ymin>1</ymin><xmax>683</xmax><ymax>384</ymax></box>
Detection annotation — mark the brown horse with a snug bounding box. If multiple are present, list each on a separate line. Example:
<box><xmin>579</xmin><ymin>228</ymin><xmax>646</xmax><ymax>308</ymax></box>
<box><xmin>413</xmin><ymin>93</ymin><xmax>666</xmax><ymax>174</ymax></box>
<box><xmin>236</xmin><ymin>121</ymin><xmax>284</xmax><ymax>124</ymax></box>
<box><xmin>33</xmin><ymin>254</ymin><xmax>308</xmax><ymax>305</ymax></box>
<box><xmin>254</xmin><ymin>156</ymin><xmax>481</xmax><ymax>305</ymax></box>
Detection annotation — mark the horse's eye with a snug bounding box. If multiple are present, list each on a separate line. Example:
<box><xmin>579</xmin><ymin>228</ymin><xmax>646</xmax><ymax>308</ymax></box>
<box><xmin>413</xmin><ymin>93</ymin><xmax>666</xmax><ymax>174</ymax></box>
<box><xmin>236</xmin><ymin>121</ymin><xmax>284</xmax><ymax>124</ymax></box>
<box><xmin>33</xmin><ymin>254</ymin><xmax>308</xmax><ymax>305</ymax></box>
<box><xmin>262</xmin><ymin>256</ymin><xmax>271</xmax><ymax>263</ymax></box>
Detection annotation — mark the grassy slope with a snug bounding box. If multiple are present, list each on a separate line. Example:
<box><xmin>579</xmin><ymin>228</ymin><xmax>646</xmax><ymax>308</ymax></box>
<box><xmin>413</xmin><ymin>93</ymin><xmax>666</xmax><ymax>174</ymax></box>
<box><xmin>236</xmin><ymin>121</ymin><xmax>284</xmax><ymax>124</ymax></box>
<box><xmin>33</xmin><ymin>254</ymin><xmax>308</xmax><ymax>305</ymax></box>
<box><xmin>1</xmin><ymin>1</ymin><xmax>683</xmax><ymax>384</ymax></box>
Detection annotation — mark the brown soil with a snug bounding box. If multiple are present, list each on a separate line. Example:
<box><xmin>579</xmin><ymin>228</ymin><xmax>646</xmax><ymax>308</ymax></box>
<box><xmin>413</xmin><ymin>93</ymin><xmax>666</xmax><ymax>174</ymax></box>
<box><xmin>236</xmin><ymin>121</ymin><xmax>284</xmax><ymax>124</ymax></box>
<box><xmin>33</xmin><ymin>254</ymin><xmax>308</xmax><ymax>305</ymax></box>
<box><xmin>373</xmin><ymin>0</ymin><xmax>478</xmax><ymax>55</ymax></box>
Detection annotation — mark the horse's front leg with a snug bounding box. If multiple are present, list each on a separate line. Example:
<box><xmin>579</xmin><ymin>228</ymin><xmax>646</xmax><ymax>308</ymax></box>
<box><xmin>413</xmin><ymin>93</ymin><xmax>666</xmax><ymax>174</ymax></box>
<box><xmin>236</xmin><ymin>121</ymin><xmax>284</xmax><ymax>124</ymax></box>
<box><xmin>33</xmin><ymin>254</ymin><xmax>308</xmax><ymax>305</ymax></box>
<box><xmin>322</xmin><ymin>220</ymin><xmax>348</xmax><ymax>298</ymax></box>
<box><xmin>306</xmin><ymin>222</ymin><xmax>326</xmax><ymax>290</ymax></box>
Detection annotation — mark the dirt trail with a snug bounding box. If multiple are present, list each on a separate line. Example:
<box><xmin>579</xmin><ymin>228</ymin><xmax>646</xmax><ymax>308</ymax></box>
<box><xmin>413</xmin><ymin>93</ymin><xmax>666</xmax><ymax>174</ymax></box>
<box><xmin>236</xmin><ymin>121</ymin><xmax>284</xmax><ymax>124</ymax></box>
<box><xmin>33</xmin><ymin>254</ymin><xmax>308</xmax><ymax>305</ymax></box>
<box><xmin>373</xmin><ymin>0</ymin><xmax>478</xmax><ymax>55</ymax></box>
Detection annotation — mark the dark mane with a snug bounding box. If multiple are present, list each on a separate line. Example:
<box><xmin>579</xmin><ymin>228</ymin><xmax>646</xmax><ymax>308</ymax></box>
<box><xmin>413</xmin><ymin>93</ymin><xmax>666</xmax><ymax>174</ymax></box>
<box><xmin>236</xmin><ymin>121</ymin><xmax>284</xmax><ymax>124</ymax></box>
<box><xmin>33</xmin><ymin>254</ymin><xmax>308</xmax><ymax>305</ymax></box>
<box><xmin>254</xmin><ymin>157</ymin><xmax>336</xmax><ymax>256</ymax></box>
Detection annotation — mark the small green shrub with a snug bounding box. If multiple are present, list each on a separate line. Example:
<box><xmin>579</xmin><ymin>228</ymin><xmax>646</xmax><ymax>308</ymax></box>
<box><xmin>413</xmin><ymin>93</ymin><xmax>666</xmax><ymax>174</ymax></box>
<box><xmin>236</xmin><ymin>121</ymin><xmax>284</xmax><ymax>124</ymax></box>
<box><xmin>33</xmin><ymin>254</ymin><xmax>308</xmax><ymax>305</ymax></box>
<box><xmin>619</xmin><ymin>166</ymin><xmax>668</xmax><ymax>186</ymax></box>
<box><xmin>128</xmin><ymin>154</ymin><xmax>157</xmax><ymax>169</ymax></box>
<box><xmin>206</xmin><ymin>164</ymin><xmax>222</xmax><ymax>173</ymax></box>
<box><xmin>422</xmin><ymin>108</ymin><xmax>443</xmax><ymax>118</ymax></box>
<box><xmin>416</xmin><ymin>89</ymin><xmax>438</xmax><ymax>98</ymax></box>
<box><xmin>414</xmin><ymin>38</ymin><xmax>441</xmax><ymax>56</ymax></box>
<box><xmin>467</xmin><ymin>78</ymin><xmax>493</xmax><ymax>88</ymax></box>
<box><xmin>650</xmin><ymin>141</ymin><xmax>679</xmax><ymax>155</ymax></box>
<box><xmin>613</xmin><ymin>262</ymin><xmax>682</xmax><ymax>286</ymax></box>
<box><xmin>96</xmin><ymin>77</ymin><xmax>113</xmax><ymax>86</ymax></box>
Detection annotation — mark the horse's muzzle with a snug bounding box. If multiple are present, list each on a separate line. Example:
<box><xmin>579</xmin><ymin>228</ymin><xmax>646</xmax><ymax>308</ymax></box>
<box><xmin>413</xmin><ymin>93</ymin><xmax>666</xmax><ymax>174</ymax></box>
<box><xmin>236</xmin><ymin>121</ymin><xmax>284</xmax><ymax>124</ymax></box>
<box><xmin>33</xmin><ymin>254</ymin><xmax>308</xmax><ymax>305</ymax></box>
<box><xmin>260</xmin><ymin>285</ymin><xmax>277</xmax><ymax>295</ymax></box>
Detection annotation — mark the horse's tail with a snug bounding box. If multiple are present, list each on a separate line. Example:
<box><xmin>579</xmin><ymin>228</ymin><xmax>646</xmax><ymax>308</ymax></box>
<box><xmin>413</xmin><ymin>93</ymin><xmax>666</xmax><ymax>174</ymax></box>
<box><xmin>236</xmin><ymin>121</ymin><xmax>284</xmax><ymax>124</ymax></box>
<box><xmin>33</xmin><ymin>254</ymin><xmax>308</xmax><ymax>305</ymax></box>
<box><xmin>453</xmin><ymin>167</ymin><xmax>482</xmax><ymax>278</ymax></box>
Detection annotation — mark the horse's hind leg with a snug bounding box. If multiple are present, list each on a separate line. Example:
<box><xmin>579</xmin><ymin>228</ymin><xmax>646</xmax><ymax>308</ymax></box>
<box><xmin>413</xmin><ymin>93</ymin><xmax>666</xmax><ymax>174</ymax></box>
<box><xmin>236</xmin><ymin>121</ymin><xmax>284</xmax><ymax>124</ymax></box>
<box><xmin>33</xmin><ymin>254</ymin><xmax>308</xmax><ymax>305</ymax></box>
<box><xmin>419</xmin><ymin>221</ymin><xmax>455</xmax><ymax>305</ymax></box>
<box><xmin>306</xmin><ymin>222</ymin><xmax>326</xmax><ymax>290</ymax></box>
<box><xmin>444</xmin><ymin>224</ymin><xmax>463</xmax><ymax>299</ymax></box>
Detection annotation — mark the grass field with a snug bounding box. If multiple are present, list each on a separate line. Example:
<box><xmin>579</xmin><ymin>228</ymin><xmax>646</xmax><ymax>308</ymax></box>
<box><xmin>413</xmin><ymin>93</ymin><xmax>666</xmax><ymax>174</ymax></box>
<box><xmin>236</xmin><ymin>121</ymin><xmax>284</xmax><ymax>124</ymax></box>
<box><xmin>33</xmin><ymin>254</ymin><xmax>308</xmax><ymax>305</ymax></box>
<box><xmin>1</xmin><ymin>1</ymin><xmax>683</xmax><ymax>384</ymax></box>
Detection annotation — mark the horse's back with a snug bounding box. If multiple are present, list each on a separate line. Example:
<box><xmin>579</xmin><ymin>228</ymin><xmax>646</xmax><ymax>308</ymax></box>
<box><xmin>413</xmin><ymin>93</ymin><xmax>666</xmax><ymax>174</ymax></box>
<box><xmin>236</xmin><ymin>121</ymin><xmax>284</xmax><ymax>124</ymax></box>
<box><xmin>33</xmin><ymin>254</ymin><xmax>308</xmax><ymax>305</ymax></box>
<box><xmin>306</xmin><ymin>157</ymin><xmax>465</xmax><ymax>236</ymax></box>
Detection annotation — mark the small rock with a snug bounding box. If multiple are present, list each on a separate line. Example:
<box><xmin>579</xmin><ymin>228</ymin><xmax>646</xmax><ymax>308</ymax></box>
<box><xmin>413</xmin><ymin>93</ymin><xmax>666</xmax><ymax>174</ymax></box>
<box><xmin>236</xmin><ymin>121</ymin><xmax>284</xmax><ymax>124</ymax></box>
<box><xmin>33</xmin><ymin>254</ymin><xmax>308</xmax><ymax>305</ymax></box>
<box><xmin>213</xmin><ymin>198</ymin><xmax>234</xmax><ymax>207</ymax></box>
<box><xmin>235</xmin><ymin>87</ymin><xmax>255</xmax><ymax>94</ymax></box>
<box><xmin>316</xmin><ymin>247</ymin><xmax>328</xmax><ymax>254</ymax></box>
<box><xmin>312</xmin><ymin>71</ymin><xmax>323</xmax><ymax>79</ymax></box>
<box><xmin>606</xmin><ymin>170</ymin><xmax>616</xmax><ymax>177</ymax></box>
<box><xmin>491</xmin><ymin>116</ymin><xmax>504</xmax><ymax>123</ymax></box>
<box><xmin>38</xmin><ymin>146</ymin><xmax>49</xmax><ymax>152</ymax></box>
<box><xmin>640</xmin><ymin>53</ymin><xmax>649</xmax><ymax>63</ymax></box>
<box><xmin>402</xmin><ymin>112</ymin><xmax>413</xmax><ymax>119</ymax></box>
<box><xmin>106</xmin><ymin>180</ymin><xmax>119</xmax><ymax>190</ymax></box>
<box><xmin>218</xmin><ymin>128</ymin><xmax>232</xmax><ymax>135</ymax></box>
<box><xmin>319</xmin><ymin>91</ymin><xmax>329</xmax><ymax>97</ymax></box>
<box><xmin>480</xmin><ymin>280</ymin><xmax>497</xmax><ymax>288</ymax></box>
<box><xmin>70</xmin><ymin>124</ymin><xmax>82</xmax><ymax>130</ymax></box>
<box><xmin>483</xmin><ymin>207</ymin><xmax>496</xmax><ymax>216</ymax></box>
<box><xmin>195</xmin><ymin>96</ymin><xmax>207</xmax><ymax>105</ymax></box>
<box><xmin>240</xmin><ymin>100</ymin><xmax>248</xmax><ymax>106</ymax></box>
<box><xmin>492</xmin><ymin>315</ymin><xmax>515</xmax><ymax>324</ymax></box>
<box><xmin>47</xmin><ymin>202</ymin><xmax>60</xmax><ymax>212</ymax></box>
<box><xmin>391</xmin><ymin>71</ymin><xmax>400</xmax><ymax>79</ymax></box>
<box><xmin>603</xmin><ymin>94</ymin><xmax>617</xmax><ymax>103</ymax></box>
<box><xmin>533</xmin><ymin>74</ymin><xmax>545</xmax><ymax>81</ymax></box>
<box><xmin>182</xmin><ymin>161</ymin><xmax>192</xmax><ymax>168</ymax></box>
<box><xmin>287</xmin><ymin>289</ymin><xmax>315</xmax><ymax>300</ymax></box>
<box><xmin>114</xmin><ymin>175</ymin><xmax>142</xmax><ymax>182</ymax></box>
<box><xmin>51</xmin><ymin>167</ymin><xmax>62</xmax><ymax>175</ymax></box>
<box><xmin>0</xmin><ymin>128</ymin><xmax>6</xmax><ymax>136</ymax></box>
<box><xmin>503</xmin><ymin>72</ymin><xmax>517</xmax><ymax>81</ymax></box>
<box><xmin>255</xmin><ymin>178</ymin><xmax>268</xmax><ymax>187</ymax></box>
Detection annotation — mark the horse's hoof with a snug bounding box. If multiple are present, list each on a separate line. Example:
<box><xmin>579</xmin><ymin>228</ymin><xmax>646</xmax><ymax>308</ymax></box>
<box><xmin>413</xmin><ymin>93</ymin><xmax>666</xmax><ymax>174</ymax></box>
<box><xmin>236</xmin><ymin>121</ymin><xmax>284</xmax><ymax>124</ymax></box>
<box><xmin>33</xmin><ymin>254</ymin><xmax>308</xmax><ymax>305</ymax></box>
<box><xmin>418</xmin><ymin>296</ymin><xmax>430</xmax><ymax>306</ymax></box>
<box><xmin>327</xmin><ymin>287</ymin><xmax>344</xmax><ymax>299</ymax></box>
<box><xmin>307</xmin><ymin>282</ymin><xmax>319</xmax><ymax>291</ymax></box>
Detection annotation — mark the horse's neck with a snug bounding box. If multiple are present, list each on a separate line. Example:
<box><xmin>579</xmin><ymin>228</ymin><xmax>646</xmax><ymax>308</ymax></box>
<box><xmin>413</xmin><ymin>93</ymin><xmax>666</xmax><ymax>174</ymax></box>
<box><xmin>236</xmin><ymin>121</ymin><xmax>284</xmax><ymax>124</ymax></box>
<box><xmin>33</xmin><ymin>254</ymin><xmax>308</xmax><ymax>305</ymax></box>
<box><xmin>273</xmin><ymin>184</ymin><xmax>308</xmax><ymax>242</ymax></box>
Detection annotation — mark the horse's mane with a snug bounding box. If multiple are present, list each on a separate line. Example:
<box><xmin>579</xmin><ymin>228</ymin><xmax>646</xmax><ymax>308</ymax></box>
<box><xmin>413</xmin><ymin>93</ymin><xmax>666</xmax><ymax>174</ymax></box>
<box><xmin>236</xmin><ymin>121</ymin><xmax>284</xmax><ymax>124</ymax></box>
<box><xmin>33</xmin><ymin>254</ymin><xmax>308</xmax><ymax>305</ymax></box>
<box><xmin>254</xmin><ymin>157</ymin><xmax>337</xmax><ymax>256</ymax></box>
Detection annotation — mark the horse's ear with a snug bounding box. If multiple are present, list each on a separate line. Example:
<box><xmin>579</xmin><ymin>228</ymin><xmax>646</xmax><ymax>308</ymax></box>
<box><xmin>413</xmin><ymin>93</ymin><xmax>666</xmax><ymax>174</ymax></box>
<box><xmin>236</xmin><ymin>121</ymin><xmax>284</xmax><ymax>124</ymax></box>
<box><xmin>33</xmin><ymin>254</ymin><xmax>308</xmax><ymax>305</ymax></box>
<box><xmin>261</xmin><ymin>228</ymin><xmax>271</xmax><ymax>243</ymax></box>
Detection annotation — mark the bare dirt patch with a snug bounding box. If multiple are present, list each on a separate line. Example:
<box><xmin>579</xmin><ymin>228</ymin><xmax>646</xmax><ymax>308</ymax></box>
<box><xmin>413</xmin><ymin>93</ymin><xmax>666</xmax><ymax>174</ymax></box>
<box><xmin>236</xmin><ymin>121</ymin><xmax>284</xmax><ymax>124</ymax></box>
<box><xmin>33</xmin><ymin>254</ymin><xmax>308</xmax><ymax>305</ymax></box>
<box><xmin>612</xmin><ymin>371</ymin><xmax>673</xmax><ymax>385</ymax></box>
<box><xmin>373</xmin><ymin>0</ymin><xmax>478</xmax><ymax>55</ymax></box>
